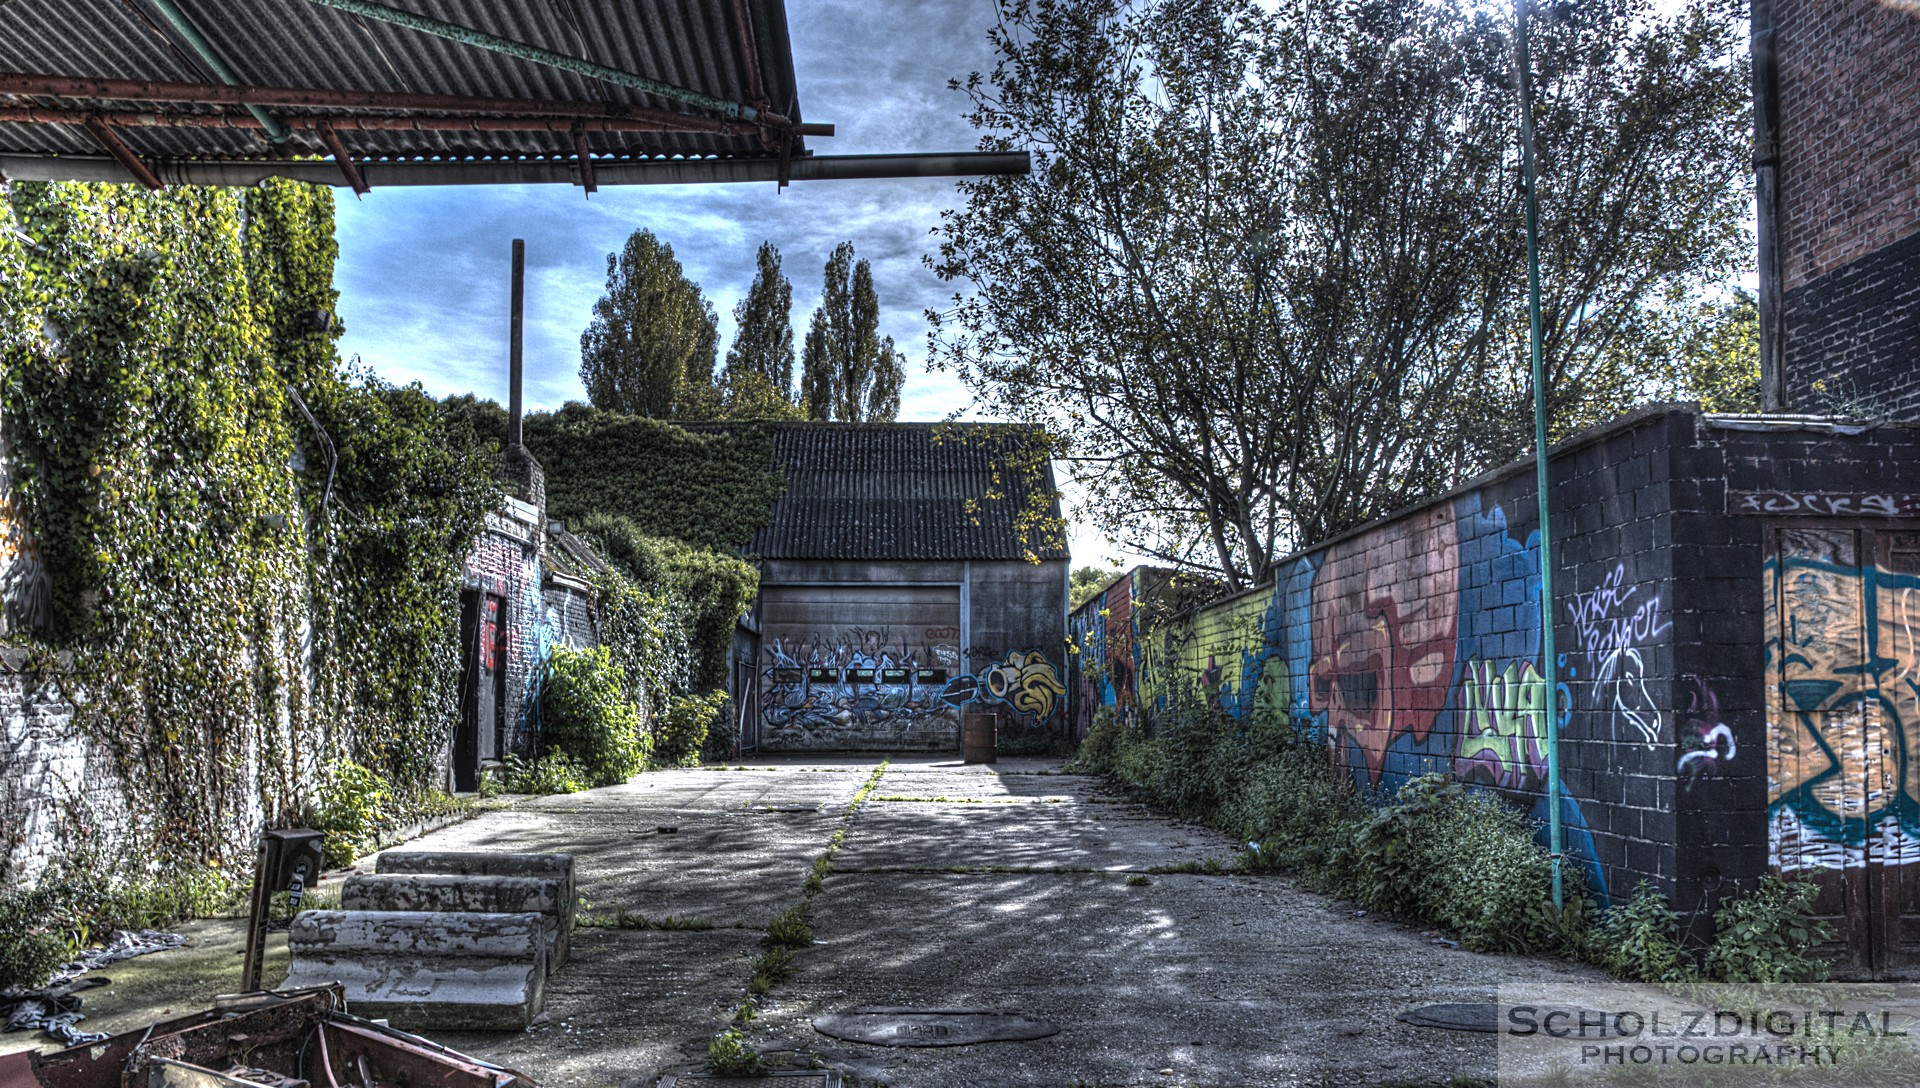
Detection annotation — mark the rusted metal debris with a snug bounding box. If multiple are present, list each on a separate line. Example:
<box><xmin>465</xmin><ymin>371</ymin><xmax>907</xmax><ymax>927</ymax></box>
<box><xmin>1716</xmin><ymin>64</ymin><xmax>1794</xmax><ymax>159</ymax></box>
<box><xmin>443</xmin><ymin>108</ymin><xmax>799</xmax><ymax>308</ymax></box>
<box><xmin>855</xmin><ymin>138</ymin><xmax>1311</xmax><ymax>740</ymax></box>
<box><xmin>0</xmin><ymin>988</ymin><xmax>535</xmax><ymax>1088</ymax></box>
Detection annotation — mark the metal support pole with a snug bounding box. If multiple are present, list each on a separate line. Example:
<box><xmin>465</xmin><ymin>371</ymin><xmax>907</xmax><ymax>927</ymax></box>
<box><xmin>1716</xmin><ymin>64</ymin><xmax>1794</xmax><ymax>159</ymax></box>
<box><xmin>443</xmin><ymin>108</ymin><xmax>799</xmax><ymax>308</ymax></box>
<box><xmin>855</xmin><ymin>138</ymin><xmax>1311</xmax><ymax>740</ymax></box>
<box><xmin>1514</xmin><ymin>0</ymin><xmax>1564</xmax><ymax>911</ymax></box>
<box><xmin>509</xmin><ymin>239</ymin><xmax>525</xmax><ymax>449</ymax></box>
<box><xmin>147</xmin><ymin>0</ymin><xmax>291</xmax><ymax>142</ymax></box>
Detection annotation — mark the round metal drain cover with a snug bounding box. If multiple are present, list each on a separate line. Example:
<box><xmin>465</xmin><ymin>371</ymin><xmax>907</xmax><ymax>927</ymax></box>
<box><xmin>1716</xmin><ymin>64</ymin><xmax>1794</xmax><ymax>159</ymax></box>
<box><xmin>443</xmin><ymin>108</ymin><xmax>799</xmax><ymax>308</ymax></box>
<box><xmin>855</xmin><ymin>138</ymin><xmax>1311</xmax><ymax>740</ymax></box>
<box><xmin>812</xmin><ymin>1008</ymin><xmax>1059</xmax><ymax>1047</ymax></box>
<box><xmin>1397</xmin><ymin>1002</ymin><xmax>1502</xmax><ymax>1033</ymax></box>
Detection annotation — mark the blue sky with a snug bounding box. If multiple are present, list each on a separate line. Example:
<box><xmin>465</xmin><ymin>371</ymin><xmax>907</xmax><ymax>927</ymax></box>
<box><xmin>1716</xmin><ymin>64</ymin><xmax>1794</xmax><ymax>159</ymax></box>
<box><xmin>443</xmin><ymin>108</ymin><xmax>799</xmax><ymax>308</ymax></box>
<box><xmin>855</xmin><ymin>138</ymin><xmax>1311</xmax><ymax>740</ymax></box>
<box><xmin>332</xmin><ymin>0</ymin><xmax>1133</xmax><ymax>571</ymax></box>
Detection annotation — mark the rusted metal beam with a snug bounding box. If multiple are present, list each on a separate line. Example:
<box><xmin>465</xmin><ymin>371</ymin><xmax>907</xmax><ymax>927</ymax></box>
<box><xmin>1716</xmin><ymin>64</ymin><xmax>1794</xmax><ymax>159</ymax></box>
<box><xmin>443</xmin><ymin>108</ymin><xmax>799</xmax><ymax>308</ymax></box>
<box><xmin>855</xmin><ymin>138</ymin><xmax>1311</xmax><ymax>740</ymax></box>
<box><xmin>316</xmin><ymin>122</ymin><xmax>368</xmax><ymax>195</ymax></box>
<box><xmin>571</xmin><ymin>123</ymin><xmax>595</xmax><ymax>195</ymax></box>
<box><xmin>729</xmin><ymin>0</ymin><xmax>767</xmax><ymax>106</ymax></box>
<box><xmin>0</xmin><ymin>105</ymin><xmax>767</xmax><ymax>135</ymax></box>
<box><xmin>0</xmin><ymin>70</ymin><xmax>763</xmax><ymax>133</ymax></box>
<box><xmin>0</xmin><ymin>150</ymin><xmax>1032</xmax><ymax>189</ymax></box>
<box><xmin>80</xmin><ymin>116</ymin><xmax>163</xmax><ymax>189</ymax></box>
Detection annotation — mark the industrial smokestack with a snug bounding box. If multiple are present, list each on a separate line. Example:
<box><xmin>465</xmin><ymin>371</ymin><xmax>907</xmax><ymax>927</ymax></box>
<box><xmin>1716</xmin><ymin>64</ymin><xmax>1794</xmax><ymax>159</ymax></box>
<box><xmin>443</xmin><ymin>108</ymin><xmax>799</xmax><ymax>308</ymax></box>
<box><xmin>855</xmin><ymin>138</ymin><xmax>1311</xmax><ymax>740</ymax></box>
<box><xmin>509</xmin><ymin>237</ymin><xmax>525</xmax><ymax>448</ymax></box>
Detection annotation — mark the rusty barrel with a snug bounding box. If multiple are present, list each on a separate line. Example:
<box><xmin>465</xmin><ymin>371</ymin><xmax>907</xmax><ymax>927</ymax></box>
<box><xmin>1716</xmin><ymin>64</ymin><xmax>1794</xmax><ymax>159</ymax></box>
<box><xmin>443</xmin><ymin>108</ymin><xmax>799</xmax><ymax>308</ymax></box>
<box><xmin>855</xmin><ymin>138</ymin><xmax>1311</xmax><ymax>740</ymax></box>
<box><xmin>962</xmin><ymin>712</ymin><xmax>998</xmax><ymax>764</ymax></box>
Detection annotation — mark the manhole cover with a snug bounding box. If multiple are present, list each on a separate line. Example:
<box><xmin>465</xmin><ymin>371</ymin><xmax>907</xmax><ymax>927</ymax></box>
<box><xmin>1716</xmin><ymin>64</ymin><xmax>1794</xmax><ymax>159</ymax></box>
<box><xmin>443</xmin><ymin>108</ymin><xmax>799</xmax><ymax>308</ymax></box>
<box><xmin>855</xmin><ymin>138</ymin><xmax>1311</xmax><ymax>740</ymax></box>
<box><xmin>1398</xmin><ymin>1002</ymin><xmax>1622</xmax><ymax>1037</ymax></box>
<box><xmin>1397</xmin><ymin>1002</ymin><xmax>1501</xmax><ymax>1032</ymax></box>
<box><xmin>812</xmin><ymin>1008</ymin><xmax>1059</xmax><ymax>1047</ymax></box>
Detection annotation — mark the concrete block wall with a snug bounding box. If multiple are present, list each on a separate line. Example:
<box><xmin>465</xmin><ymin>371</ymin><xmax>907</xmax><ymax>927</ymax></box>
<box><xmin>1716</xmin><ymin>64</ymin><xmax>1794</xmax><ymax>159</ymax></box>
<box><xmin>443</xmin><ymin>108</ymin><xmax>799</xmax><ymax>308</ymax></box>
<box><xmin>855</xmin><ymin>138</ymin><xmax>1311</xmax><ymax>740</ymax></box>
<box><xmin>1668</xmin><ymin>416</ymin><xmax>1920</xmax><ymax>944</ymax></box>
<box><xmin>1067</xmin><ymin>408</ymin><xmax>1710</xmax><ymax>910</ymax></box>
<box><xmin>1775</xmin><ymin>0</ymin><xmax>1920</xmax><ymax>417</ymax></box>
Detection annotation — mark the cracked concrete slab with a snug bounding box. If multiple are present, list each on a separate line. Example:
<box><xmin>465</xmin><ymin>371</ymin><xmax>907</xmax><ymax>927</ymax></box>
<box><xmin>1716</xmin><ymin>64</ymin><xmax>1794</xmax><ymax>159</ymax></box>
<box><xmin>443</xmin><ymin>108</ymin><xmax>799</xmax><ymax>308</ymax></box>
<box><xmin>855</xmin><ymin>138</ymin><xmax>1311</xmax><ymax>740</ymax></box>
<box><xmin>4</xmin><ymin>755</ymin><xmax>1607</xmax><ymax>1088</ymax></box>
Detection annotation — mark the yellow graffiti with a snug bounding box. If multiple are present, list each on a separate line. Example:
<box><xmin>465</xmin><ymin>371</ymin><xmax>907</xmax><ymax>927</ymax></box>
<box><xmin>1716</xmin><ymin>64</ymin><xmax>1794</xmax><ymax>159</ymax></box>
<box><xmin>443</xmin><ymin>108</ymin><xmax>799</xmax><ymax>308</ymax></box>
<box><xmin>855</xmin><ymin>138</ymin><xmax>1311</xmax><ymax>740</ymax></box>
<box><xmin>985</xmin><ymin>650</ymin><xmax>1067</xmax><ymax>722</ymax></box>
<box><xmin>1455</xmin><ymin>658</ymin><xmax>1548</xmax><ymax>788</ymax></box>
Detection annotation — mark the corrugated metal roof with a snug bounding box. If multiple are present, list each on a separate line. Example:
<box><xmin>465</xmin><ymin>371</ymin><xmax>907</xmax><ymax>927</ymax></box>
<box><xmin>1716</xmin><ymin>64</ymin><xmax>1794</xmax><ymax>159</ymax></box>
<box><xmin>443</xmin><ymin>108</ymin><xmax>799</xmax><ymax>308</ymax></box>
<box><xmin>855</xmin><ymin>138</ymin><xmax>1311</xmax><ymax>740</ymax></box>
<box><xmin>0</xmin><ymin>0</ymin><xmax>803</xmax><ymax>165</ymax></box>
<box><xmin>754</xmin><ymin>423</ymin><xmax>1068</xmax><ymax>562</ymax></box>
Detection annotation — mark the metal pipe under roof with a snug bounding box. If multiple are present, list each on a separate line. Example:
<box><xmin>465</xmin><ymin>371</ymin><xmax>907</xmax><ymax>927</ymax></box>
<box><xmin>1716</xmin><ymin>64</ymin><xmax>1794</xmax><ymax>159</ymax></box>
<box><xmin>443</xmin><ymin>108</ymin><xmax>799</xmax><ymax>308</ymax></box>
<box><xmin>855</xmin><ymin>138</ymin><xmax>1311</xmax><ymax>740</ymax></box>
<box><xmin>0</xmin><ymin>150</ymin><xmax>1030</xmax><ymax>188</ymax></box>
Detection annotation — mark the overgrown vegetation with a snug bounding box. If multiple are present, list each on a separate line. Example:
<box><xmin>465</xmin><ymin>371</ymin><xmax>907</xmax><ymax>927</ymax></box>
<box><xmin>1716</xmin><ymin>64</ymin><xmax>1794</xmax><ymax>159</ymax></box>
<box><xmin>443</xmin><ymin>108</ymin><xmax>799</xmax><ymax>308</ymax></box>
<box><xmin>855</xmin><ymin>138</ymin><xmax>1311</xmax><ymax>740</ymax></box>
<box><xmin>0</xmin><ymin>181</ymin><xmax>493</xmax><ymax>908</ymax></box>
<box><xmin>538</xmin><ymin>645</ymin><xmax>648</xmax><ymax>787</ymax></box>
<box><xmin>1072</xmin><ymin>697</ymin><xmax>1830</xmax><ymax>980</ymax></box>
<box><xmin>0</xmin><ymin>865</ymin><xmax>239</xmax><ymax>990</ymax></box>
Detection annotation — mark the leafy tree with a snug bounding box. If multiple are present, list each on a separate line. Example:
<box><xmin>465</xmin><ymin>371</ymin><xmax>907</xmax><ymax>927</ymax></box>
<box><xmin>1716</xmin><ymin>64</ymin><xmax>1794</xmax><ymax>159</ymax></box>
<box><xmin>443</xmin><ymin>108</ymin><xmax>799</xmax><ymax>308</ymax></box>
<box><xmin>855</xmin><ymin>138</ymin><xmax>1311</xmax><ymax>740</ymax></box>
<box><xmin>724</xmin><ymin>241</ymin><xmax>795</xmax><ymax>399</ymax></box>
<box><xmin>930</xmin><ymin>0</ymin><xmax>1751</xmax><ymax>590</ymax></box>
<box><xmin>1071</xmin><ymin>565</ymin><xmax>1120</xmax><ymax>609</ymax></box>
<box><xmin>800</xmin><ymin>242</ymin><xmax>907</xmax><ymax>422</ymax></box>
<box><xmin>580</xmin><ymin>229</ymin><xmax>719</xmax><ymax>419</ymax></box>
<box><xmin>1675</xmin><ymin>291</ymin><xmax>1760</xmax><ymax>413</ymax></box>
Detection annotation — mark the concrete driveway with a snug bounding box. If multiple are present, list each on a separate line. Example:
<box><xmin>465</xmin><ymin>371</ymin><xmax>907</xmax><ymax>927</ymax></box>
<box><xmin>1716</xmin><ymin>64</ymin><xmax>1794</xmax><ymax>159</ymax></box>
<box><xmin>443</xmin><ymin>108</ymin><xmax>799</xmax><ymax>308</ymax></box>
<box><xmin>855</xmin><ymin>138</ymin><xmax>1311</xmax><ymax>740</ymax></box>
<box><xmin>3</xmin><ymin>756</ymin><xmax>1607</xmax><ymax>1087</ymax></box>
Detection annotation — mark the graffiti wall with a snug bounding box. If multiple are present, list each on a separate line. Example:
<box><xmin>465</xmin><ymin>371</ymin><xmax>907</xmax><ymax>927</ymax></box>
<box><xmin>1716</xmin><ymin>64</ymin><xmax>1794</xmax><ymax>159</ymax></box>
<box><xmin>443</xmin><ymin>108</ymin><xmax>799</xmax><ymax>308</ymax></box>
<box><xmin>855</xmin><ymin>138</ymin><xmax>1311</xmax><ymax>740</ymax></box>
<box><xmin>1066</xmin><ymin>480</ymin><xmax>1711</xmax><ymax>905</ymax></box>
<box><xmin>756</xmin><ymin>561</ymin><xmax>1070</xmax><ymax>752</ymax></box>
<box><xmin>1766</xmin><ymin>527</ymin><xmax>1920</xmax><ymax>873</ymax></box>
<box><xmin>461</xmin><ymin>500</ymin><xmax>556</xmax><ymax>759</ymax></box>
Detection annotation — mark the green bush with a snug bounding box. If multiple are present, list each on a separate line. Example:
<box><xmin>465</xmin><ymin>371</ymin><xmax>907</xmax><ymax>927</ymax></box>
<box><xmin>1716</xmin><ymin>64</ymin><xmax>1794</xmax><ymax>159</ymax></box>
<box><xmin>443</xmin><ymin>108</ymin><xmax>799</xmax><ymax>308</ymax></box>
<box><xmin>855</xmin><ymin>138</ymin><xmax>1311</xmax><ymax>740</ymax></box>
<box><xmin>1584</xmin><ymin>881</ymin><xmax>1694</xmax><ymax>983</ymax></box>
<box><xmin>1704</xmin><ymin>874</ymin><xmax>1831</xmax><ymax>983</ymax></box>
<box><xmin>313</xmin><ymin>759</ymin><xmax>391</xmax><ymax>868</ymax></box>
<box><xmin>0</xmin><ymin>885</ymin><xmax>71</xmax><ymax>991</ymax></box>
<box><xmin>654</xmin><ymin>689</ymin><xmax>728</xmax><ymax>768</ymax></box>
<box><xmin>540</xmin><ymin>645</ymin><xmax>648</xmax><ymax>787</ymax></box>
<box><xmin>505</xmin><ymin>752</ymin><xmax>588</xmax><ymax>795</ymax></box>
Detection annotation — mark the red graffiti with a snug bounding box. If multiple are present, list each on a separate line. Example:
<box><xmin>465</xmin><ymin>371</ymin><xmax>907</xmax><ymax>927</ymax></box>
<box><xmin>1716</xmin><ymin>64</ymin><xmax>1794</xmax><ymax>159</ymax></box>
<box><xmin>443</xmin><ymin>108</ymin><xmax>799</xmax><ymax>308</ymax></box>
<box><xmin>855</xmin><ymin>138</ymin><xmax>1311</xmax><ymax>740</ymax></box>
<box><xmin>1310</xmin><ymin>504</ymin><xmax>1459</xmax><ymax>784</ymax></box>
<box><xmin>924</xmin><ymin>626</ymin><xmax>958</xmax><ymax>641</ymax></box>
<box><xmin>481</xmin><ymin>599</ymin><xmax>499</xmax><ymax>670</ymax></box>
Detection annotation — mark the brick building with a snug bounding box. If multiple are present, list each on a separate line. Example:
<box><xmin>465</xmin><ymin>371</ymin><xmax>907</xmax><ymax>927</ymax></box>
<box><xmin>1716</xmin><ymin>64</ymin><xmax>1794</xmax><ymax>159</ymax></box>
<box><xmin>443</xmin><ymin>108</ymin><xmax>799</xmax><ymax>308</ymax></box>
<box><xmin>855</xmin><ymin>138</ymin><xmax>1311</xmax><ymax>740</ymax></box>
<box><xmin>741</xmin><ymin>424</ymin><xmax>1070</xmax><ymax>753</ymax></box>
<box><xmin>1759</xmin><ymin>0</ymin><xmax>1920</xmax><ymax>416</ymax></box>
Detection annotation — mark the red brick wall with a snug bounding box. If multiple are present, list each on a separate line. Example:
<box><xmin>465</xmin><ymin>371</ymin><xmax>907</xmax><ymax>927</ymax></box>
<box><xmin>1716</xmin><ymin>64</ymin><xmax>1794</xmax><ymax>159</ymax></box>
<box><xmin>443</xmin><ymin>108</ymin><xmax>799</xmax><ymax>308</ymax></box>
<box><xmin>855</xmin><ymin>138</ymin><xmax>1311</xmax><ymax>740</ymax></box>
<box><xmin>1776</xmin><ymin>0</ymin><xmax>1920</xmax><ymax>291</ymax></box>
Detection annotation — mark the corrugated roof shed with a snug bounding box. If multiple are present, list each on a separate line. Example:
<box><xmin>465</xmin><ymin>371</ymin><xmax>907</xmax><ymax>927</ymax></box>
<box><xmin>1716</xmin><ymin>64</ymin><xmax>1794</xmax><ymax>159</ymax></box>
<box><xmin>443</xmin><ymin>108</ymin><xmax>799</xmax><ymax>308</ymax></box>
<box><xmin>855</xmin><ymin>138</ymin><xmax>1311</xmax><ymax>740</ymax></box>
<box><xmin>754</xmin><ymin>423</ymin><xmax>1068</xmax><ymax>562</ymax></box>
<box><xmin>0</xmin><ymin>0</ymin><xmax>803</xmax><ymax>172</ymax></box>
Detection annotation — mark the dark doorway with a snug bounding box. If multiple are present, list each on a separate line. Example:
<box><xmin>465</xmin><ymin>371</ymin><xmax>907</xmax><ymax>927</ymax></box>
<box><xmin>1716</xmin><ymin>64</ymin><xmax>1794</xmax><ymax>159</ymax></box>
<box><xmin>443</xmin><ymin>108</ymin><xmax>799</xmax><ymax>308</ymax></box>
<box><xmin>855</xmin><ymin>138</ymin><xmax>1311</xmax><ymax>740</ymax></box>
<box><xmin>456</xmin><ymin>590</ymin><xmax>508</xmax><ymax>792</ymax></box>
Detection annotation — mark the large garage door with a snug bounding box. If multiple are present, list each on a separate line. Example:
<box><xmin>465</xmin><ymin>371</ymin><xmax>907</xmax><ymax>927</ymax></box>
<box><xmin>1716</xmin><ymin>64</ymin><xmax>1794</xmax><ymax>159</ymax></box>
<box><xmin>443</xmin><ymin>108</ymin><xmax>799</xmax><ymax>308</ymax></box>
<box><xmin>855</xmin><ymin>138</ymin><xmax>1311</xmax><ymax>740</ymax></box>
<box><xmin>758</xmin><ymin>584</ymin><xmax>962</xmax><ymax>751</ymax></box>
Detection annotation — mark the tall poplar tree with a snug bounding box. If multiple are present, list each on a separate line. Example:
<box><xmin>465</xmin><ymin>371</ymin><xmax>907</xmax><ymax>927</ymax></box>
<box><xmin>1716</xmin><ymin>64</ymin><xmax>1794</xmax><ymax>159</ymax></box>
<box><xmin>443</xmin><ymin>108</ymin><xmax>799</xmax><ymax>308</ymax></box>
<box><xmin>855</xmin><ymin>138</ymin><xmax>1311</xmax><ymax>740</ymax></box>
<box><xmin>798</xmin><ymin>242</ymin><xmax>907</xmax><ymax>422</ymax></box>
<box><xmin>724</xmin><ymin>241</ymin><xmax>795</xmax><ymax>397</ymax></box>
<box><xmin>579</xmin><ymin>229</ymin><xmax>718</xmax><ymax>419</ymax></box>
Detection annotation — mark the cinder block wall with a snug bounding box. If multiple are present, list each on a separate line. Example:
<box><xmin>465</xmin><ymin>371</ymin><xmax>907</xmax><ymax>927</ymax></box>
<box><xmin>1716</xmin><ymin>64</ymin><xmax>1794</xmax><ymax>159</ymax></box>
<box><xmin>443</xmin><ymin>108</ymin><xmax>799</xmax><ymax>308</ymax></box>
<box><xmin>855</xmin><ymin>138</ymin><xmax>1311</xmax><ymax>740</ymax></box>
<box><xmin>1776</xmin><ymin>0</ymin><xmax>1920</xmax><ymax>416</ymax></box>
<box><xmin>1067</xmin><ymin>408</ymin><xmax>1920</xmax><ymax>935</ymax></box>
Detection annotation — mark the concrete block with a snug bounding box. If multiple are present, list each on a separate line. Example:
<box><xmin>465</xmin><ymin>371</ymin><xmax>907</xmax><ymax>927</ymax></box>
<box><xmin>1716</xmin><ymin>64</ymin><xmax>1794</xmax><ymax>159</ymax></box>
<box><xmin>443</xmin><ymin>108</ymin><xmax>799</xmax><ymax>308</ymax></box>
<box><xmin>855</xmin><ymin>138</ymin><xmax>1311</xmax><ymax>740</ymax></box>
<box><xmin>342</xmin><ymin>873</ymin><xmax>571</xmax><ymax>969</ymax></box>
<box><xmin>376</xmin><ymin>850</ymin><xmax>575</xmax><ymax>904</ymax></box>
<box><xmin>282</xmin><ymin>910</ymin><xmax>546</xmax><ymax>1031</ymax></box>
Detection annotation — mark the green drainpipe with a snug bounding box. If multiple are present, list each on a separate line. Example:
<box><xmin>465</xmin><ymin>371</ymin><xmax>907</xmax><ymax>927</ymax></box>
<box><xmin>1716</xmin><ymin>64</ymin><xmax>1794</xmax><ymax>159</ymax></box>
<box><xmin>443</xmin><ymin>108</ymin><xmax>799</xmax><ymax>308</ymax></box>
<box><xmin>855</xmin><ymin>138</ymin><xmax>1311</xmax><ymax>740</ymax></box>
<box><xmin>1514</xmin><ymin>0</ymin><xmax>1563</xmax><ymax>911</ymax></box>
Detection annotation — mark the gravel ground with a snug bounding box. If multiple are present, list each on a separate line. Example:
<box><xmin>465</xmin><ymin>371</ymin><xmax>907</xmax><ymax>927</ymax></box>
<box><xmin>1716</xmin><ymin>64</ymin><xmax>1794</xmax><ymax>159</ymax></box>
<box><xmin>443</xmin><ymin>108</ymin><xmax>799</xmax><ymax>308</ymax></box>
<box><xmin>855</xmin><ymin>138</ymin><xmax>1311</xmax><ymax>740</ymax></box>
<box><xmin>2</xmin><ymin>755</ymin><xmax>1608</xmax><ymax>1088</ymax></box>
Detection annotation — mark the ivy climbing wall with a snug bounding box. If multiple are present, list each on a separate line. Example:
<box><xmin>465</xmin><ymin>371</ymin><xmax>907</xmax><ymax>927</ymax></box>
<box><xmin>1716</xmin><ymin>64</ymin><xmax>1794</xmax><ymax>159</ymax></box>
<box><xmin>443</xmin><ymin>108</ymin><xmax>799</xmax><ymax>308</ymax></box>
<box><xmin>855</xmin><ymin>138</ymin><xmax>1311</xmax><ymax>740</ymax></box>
<box><xmin>0</xmin><ymin>181</ymin><xmax>494</xmax><ymax>891</ymax></box>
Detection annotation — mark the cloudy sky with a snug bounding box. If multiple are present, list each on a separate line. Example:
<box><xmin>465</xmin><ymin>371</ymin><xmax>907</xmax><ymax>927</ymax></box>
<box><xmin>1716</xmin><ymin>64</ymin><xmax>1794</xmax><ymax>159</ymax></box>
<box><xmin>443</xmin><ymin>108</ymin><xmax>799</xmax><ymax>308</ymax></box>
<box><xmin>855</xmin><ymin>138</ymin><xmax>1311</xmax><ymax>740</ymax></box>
<box><xmin>330</xmin><ymin>0</ymin><xmax>1140</xmax><ymax>572</ymax></box>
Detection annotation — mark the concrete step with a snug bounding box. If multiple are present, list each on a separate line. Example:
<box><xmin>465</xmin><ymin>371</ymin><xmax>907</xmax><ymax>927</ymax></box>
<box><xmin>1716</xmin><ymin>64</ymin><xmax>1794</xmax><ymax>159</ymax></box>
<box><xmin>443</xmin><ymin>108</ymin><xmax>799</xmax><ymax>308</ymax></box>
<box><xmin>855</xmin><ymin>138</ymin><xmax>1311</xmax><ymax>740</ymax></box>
<box><xmin>341</xmin><ymin>872</ymin><xmax>571</xmax><ymax>970</ymax></box>
<box><xmin>375</xmin><ymin>850</ymin><xmax>575</xmax><ymax>905</ymax></box>
<box><xmin>282</xmin><ymin>909</ymin><xmax>546</xmax><ymax>1031</ymax></box>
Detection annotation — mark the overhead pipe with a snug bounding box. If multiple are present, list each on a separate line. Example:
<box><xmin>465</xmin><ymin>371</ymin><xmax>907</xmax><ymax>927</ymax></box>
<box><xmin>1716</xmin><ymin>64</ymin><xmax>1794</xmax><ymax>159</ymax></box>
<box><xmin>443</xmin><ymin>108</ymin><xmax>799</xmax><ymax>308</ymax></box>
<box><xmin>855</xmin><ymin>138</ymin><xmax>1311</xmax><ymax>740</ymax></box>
<box><xmin>295</xmin><ymin>0</ymin><xmax>785</xmax><ymax>126</ymax></box>
<box><xmin>1513</xmin><ymin>0</ymin><xmax>1564</xmax><ymax>912</ymax></box>
<box><xmin>146</xmin><ymin>0</ymin><xmax>291</xmax><ymax>142</ymax></box>
<box><xmin>0</xmin><ymin>150</ymin><xmax>1029</xmax><ymax>189</ymax></box>
<box><xmin>0</xmin><ymin>71</ymin><xmax>830</xmax><ymax>135</ymax></box>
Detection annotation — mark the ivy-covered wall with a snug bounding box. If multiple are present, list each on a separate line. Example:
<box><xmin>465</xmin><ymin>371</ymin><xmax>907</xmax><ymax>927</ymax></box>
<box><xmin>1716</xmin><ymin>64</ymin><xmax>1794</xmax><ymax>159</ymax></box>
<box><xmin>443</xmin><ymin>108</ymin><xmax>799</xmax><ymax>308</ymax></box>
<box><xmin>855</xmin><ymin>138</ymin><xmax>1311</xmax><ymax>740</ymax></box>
<box><xmin>0</xmin><ymin>180</ymin><xmax>494</xmax><ymax>891</ymax></box>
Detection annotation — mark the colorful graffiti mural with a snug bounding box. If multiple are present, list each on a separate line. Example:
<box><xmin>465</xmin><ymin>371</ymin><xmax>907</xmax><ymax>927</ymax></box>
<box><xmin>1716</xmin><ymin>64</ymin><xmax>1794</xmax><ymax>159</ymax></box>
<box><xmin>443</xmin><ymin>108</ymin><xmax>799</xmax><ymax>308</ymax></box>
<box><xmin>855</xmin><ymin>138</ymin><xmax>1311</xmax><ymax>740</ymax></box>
<box><xmin>761</xmin><ymin>626</ymin><xmax>1065</xmax><ymax>741</ymax></box>
<box><xmin>1066</xmin><ymin>494</ymin><xmax>1614</xmax><ymax>902</ymax></box>
<box><xmin>1767</xmin><ymin>528</ymin><xmax>1920</xmax><ymax>872</ymax></box>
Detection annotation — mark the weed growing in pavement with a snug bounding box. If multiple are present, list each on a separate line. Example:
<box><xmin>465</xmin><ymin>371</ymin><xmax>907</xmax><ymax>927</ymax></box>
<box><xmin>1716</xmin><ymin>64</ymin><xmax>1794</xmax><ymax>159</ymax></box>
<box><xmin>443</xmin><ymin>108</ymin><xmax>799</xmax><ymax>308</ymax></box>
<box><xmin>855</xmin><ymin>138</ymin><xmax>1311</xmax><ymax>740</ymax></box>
<box><xmin>732</xmin><ymin>760</ymin><xmax>890</xmax><ymax>1011</ymax></box>
<box><xmin>764</xmin><ymin>904</ymin><xmax>814</xmax><ymax>948</ymax></box>
<box><xmin>747</xmin><ymin>945</ymin><xmax>796</xmax><ymax>995</ymax></box>
<box><xmin>707</xmin><ymin>1029</ymin><xmax>766</xmax><ymax>1075</ymax></box>
<box><xmin>1125</xmin><ymin>874</ymin><xmax>1153</xmax><ymax>887</ymax></box>
<box><xmin>732</xmin><ymin>1000</ymin><xmax>758</xmax><ymax>1022</ymax></box>
<box><xmin>579</xmin><ymin>910</ymin><xmax>715</xmax><ymax>931</ymax></box>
